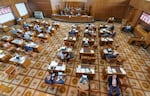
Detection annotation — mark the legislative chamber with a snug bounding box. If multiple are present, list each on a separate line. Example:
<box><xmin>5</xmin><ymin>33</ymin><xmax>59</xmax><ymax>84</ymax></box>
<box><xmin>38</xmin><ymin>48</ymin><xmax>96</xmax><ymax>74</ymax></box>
<box><xmin>0</xmin><ymin>0</ymin><xmax>150</xmax><ymax>96</ymax></box>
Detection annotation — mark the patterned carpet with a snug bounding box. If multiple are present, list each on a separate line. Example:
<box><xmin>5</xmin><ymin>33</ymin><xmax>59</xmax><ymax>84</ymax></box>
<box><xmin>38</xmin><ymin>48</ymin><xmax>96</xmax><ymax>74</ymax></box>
<box><xmin>0</xmin><ymin>18</ymin><xmax>150</xmax><ymax>96</ymax></box>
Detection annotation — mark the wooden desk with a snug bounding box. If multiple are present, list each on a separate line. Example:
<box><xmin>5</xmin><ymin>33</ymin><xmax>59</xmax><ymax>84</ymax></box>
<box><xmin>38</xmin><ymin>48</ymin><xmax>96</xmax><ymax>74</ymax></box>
<box><xmin>0</xmin><ymin>52</ymin><xmax>11</xmax><ymax>62</ymax></box>
<box><xmin>80</xmin><ymin>47</ymin><xmax>95</xmax><ymax>58</ymax></box>
<box><xmin>48</xmin><ymin>61</ymin><xmax>66</xmax><ymax>73</ymax></box>
<box><xmin>64</xmin><ymin>36</ymin><xmax>76</xmax><ymax>47</ymax></box>
<box><xmin>104</xmin><ymin>66</ymin><xmax>126</xmax><ymax>79</ymax></box>
<box><xmin>81</xmin><ymin>56</ymin><xmax>96</xmax><ymax>63</ymax></box>
<box><xmin>11</xmin><ymin>39</ymin><xmax>24</xmax><ymax>47</ymax></box>
<box><xmin>100</xmin><ymin>37</ymin><xmax>113</xmax><ymax>46</ymax></box>
<box><xmin>9</xmin><ymin>55</ymin><xmax>31</xmax><ymax>69</ymax></box>
<box><xmin>52</xmin><ymin>15</ymin><xmax>94</xmax><ymax>23</ymax></box>
<box><xmin>76</xmin><ymin>65</ymin><xmax>95</xmax><ymax>79</ymax></box>
<box><xmin>37</xmin><ymin>33</ymin><xmax>50</xmax><ymax>42</ymax></box>
<box><xmin>1</xmin><ymin>35</ymin><xmax>13</xmax><ymax>42</ymax></box>
<box><xmin>0</xmin><ymin>25</ymin><xmax>10</xmax><ymax>32</ymax></box>
<box><xmin>25</xmin><ymin>42</ymin><xmax>43</xmax><ymax>52</ymax></box>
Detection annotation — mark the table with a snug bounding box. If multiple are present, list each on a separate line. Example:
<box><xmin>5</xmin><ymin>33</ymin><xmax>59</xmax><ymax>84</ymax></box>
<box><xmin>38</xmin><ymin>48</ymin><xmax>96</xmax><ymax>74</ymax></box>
<box><xmin>52</xmin><ymin>15</ymin><xmax>94</xmax><ymax>23</ymax></box>
<box><xmin>104</xmin><ymin>66</ymin><xmax>126</xmax><ymax>79</ymax></box>
<box><xmin>100</xmin><ymin>37</ymin><xmax>113</xmax><ymax>46</ymax></box>
<box><xmin>64</xmin><ymin>36</ymin><xmax>76</xmax><ymax>46</ymax></box>
<box><xmin>0</xmin><ymin>50</ymin><xmax>11</xmax><ymax>62</ymax></box>
<box><xmin>37</xmin><ymin>33</ymin><xmax>50</xmax><ymax>42</ymax></box>
<box><xmin>0</xmin><ymin>25</ymin><xmax>10</xmax><ymax>32</ymax></box>
<box><xmin>11</xmin><ymin>39</ymin><xmax>24</xmax><ymax>47</ymax></box>
<box><xmin>25</xmin><ymin>42</ymin><xmax>43</xmax><ymax>52</ymax></box>
<box><xmin>48</xmin><ymin>61</ymin><xmax>66</xmax><ymax>73</ymax></box>
<box><xmin>99</xmin><ymin>28</ymin><xmax>112</xmax><ymax>37</ymax></box>
<box><xmin>80</xmin><ymin>47</ymin><xmax>95</xmax><ymax>58</ymax></box>
<box><xmin>9</xmin><ymin>55</ymin><xmax>31</xmax><ymax>69</ymax></box>
<box><xmin>76</xmin><ymin>65</ymin><xmax>95</xmax><ymax>79</ymax></box>
<box><xmin>101</xmin><ymin>48</ymin><xmax>119</xmax><ymax>59</ymax></box>
<box><xmin>1</xmin><ymin>35</ymin><xmax>13</xmax><ymax>42</ymax></box>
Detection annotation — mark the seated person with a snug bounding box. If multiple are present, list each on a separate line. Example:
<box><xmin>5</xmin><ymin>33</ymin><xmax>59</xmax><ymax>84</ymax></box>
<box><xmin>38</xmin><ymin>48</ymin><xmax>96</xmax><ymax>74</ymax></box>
<box><xmin>24</xmin><ymin>46</ymin><xmax>33</xmax><ymax>52</ymax></box>
<box><xmin>122</xmin><ymin>24</ymin><xmax>132</xmax><ymax>32</ymax></box>
<box><xmin>45</xmin><ymin>73</ymin><xmax>55</xmax><ymax>84</ymax></box>
<box><xmin>78</xmin><ymin>75</ymin><xmax>89</xmax><ymax>90</ymax></box>
<box><xmin>108</xmin><ymin>24</ymin><xmax>115</xmax><ymax>31</ymax></box>
<box><xmin>66</xmin><ymin>52</ymin><xmax>74</xmax><ymax>63</ymax></box>
<box><xmin>57</xmin><ymin>50</ymin><xmax>67</xmax><ymax>62</ymax></box>
<box><xmin>22</xmin><ymin>33</ymin><xmax>32</xmax><ymax>41</ymax></box>
<box><xmin>34</xmin><ymin>24</ymin><xmax>42</xmax><ymax>33</ymax></box>
<box><xmin>105</xmin><ymin>49</ymin><xmax>119</xmax><ymax>59</ymax></box>
<box><xmin>55</xmin><ymin>72</ymin><xmax>65</xmax><ymax>84</ymax></box>
<box><xmin>125</xmin><ymin>24</ymin><xmax>132</xmax><ymax>32</ymax></box>
<box><xmin>23</xmin><ymin>45</ymin><xmax>37</xmax><ymax>57</ymax></box>
<box><xmin>45</xmin><ymin>26</ymin><xmax>52</xmax><ymax>33</ymax></box>
<box><xmin>23</xmin><ymin>22</ymin><xmax>29</xmax><ymax>30</ymax></box>
<box><xmin>10</xmin><ymin>28</ymin><xmax>19</xmax><ymax>36</ymax></box>
<box><xmin>69</xmin><ymin>29</ymin><xmax>76</xmax><ymax>36</ymax></box>
<box><xmin>107</xmin><ymin>75</ymin><xmax>121</xmax><ymax>96</ymax></box>
<box><xmin>83</xmin><ymin>39</ymin><xmax>89</xmax><ymax>46</ymax></box>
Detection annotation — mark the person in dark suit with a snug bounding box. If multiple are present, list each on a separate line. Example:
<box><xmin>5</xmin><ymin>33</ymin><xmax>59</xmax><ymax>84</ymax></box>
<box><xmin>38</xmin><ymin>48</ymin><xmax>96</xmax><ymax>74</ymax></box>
<box><xmin>107</xmin><ymin>75</ymin><xmax>121</xmax><ymax>96</ymax></box>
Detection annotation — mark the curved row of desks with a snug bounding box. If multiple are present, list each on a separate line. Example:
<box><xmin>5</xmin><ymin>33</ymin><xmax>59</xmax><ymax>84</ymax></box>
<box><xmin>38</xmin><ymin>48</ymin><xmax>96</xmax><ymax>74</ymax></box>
<box><xmin>51</xmin><ymin>15</ymin><xmax>94</xmax><ymax>23</ymax></box>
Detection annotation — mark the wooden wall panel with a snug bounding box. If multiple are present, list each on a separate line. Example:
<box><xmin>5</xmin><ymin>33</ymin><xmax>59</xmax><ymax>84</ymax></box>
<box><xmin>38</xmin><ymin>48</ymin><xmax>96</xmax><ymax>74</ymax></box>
<box><xmin>130</xmin><ymin>0</ymin><xmax>150</xmax><ymax>13</ymax></box>
<box><xmin>27</xmin><ymin>0</ymin><xmax>52</xmax><ymax>17</ymax></box>
<box><xmin>92</xmin><ymin>0</ymin><xmax>130</xmax><ymax>20</ymax></box>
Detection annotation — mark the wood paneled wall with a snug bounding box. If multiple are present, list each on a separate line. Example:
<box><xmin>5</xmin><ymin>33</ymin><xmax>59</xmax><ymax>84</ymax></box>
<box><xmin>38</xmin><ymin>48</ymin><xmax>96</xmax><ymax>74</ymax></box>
<box><xmin>92</xmin><ymin>0</ymin><xmax>130</xmax><ymax>20</ymax></box>
<box><xmin>0</xmin><ymin>0</ymin><xmax>30</xmax><ymax>26</ymax></box>
<box><xmin>27</xmin><ymin>0</ymin><xmax>52</xmax><ymax>17</ymax></box>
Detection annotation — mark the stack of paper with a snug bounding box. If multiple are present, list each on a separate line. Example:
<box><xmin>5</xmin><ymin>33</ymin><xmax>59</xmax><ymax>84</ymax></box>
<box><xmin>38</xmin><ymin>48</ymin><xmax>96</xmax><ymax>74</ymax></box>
<box><xmin>120</xmin><ymin>68</ymin><xmax>126</xmax><ymax>74</ymax></box>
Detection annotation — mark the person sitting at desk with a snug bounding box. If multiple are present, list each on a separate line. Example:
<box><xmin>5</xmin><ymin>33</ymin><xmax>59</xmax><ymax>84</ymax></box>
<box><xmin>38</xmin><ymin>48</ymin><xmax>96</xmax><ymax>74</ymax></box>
<box><xmin>66</xmin><ymin>52</ymin><xmax>74</xmax><ymax>63</ymax></box>
<box><xmin>107</xmin><ymin>75</ymin><xmax>121</xmax><ymax>96</ymax></box>
<box><xmin>57</xmin><ymin>50</ymin><xmax>67</xmax><ymax>62</ymax></box>
<box><xmin>45</xmin><ymin>73</ymin><xmax>55</xmax><ymax>84</ymax></box>
<box><xmin>34</xmin><ymin>24</ymin><xmax>43</xmax><ymax>33</ymax></box>
<box><xmin>23</xmin><ymin>45</ymin><xmax>37</xmax><ymax>57</ymax></box>
<box><xmin>23</xmin><ymin>22</ymin><xmax>29</xmax><ymax>30</ymax></box>
<box><xmin>78</xmin><ymin>75</ymin><xmax>89</xmax><ymax>90</ymax></box>
<box><xmin>83</xmin><ymin>39</ymin><xmax>89</xmax><ymax>46</ymax></box>
<box><xmin>10</xmin><ymin>28</ymin><xmax>20</xmax><ymax>37</ymax></box>
<box><xmin>22</xmin><ymin>33</ymin><xmax>32</xmax><ymax>41</ymax></box>
<box><xmin>108</xmin><ymin>24</ymin><xmax>115</xmax><ymax>31</ymax></box>
<box><xmin>69</xmin><ymin>29</ymin><xmax>76</xmax><ymax>36</ymax></box>
<box><xmin>45</xmin><ymin>26</ymin><xmax>52</xmax><ymax>33</ymax></box>
<box><xmin>105</xmin><ymin>49</ymin><xmax>119</xmax><ymax>59</ymax></box>
<box><xmin>122</xmin><ymin>24</ymin><xmax>132</xmax><ymax>32</ymax></box>
<box><xmin>55</xmin><ymin>72</ymin><xmax>65</xmax><ymax>84</ymax></box>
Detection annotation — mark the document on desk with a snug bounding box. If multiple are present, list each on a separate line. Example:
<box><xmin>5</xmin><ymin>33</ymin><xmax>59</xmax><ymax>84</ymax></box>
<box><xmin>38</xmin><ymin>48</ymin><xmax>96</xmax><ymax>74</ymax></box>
<box><xmin>91</xmin><ymin>50</ymin><xmax>94</xmax><ymax>53</ymax></box>
<box><xmin>107</xmin><ymin>66</ymin><xmax>112</xmax><ymax>74</ymax></box>
<box><xmin>112</xmin><ymin>68</ymin><xmax>116</xmax><ymax>73</ymax></box>
<box><xmin>0</xmin><ymin>53</ymin><xmax>5</xmax><ymax>58</ymax></box>
<box><xmin>80</xmin><ymin>48</ymin><xmax>84</xmax><ymax>53</ymax></box>
<box><xmin>120</xmin><ymin>68</ymin><xmax>126</xmax><ymax>74</ymax></box>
